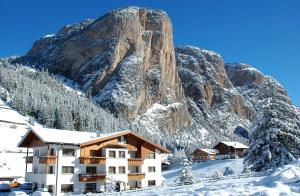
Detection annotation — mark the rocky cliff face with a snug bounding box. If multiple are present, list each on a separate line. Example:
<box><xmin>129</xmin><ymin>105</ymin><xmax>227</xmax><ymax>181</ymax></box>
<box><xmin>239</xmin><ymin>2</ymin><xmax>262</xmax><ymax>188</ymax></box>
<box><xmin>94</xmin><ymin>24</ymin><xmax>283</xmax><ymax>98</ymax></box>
<box><xmin>20</xmin><ymin>7</ymin><xmax>190</xmax><ymax>135</ymax></box>
<box><xmin>17</xmin><ymin>6</ymin><xmax>297</xmax><ymax>147</ymax></box>
<box><xmin>175</xmin><ymin>46</ymin><xmax>254</xmax><ymax>143</ymax></box>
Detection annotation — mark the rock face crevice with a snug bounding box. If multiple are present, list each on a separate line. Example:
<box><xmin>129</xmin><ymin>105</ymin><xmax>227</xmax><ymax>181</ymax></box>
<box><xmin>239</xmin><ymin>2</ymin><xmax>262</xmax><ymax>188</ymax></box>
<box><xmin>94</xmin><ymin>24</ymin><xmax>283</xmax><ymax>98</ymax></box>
<box><xmin>17</xmin><ymin>6</ymin><xmax>297</xmax><ymax>146</ymax></box>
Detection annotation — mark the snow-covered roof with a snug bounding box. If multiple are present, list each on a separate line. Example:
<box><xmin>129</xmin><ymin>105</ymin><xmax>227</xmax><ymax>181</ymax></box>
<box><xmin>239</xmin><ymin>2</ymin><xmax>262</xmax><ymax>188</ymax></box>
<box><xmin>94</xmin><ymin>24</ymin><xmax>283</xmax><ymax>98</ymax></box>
<box><xmin>220</xmin><ymin>141</ymin><xmax>249</xmax><ymax>149</ymax></box>
<box><xmin>90</xmin><ymin>130</ymin><xmax>130</xmax><ymax>141</ymax></box>
<box><xmin>18</xmin><ymin>126</ymin><xmax>98</xmax><ymax>146</ymax></box>
<box><xmin>18</xmin><ymin>127</ymin><xmax>171</xmax><ymax>153</ymax></box>
<box><xmin>200</xmin><ymin>149</ymin><xmax>219</xmax><ymax>155</ymax></box>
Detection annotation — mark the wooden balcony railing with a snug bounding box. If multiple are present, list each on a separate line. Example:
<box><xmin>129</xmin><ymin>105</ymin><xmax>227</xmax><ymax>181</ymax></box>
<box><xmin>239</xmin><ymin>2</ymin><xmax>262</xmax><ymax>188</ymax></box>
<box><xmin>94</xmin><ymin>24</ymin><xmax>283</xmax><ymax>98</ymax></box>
<box><xmin>25</xmin><ymin>156</ymin><xmax>33</xmax><ymax>164</ymax></box>
<box><xmin>128</xmin><ymin>173</ymin><xmax>145</xmax><ymax>180</ymax></box>
<box><xmin>79</xmin><ymin>157</ymin><xmax>106</xmax><ymax>165</ymax></box>
<box><xmin>128</xmin><ymin>158</ymin><xmax>144</xmax><ymax>165</ymax></box>
<box><xmin>39</xmin><ymin>156</ymin><xmax>56</xmax><ymax>164</ymax></box>
<box><xmin>79</xmin><ymin>173</ymin><xmax>106</xmax><ymax>182</ymax></box>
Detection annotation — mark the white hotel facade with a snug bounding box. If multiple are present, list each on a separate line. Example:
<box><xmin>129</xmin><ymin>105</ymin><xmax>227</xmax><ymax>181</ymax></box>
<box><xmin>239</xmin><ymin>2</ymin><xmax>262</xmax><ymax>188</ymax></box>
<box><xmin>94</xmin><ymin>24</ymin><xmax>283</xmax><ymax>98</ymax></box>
<box><xmin>18</xmin><ymin>127</ymin><xmax>170</xmax><ymax>195</ymax></box>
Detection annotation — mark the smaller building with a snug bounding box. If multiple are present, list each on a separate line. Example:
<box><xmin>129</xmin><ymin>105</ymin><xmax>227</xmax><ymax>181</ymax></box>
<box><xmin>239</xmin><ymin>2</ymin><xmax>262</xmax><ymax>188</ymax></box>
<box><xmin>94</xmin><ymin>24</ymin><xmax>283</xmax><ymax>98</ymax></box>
<box><xmin>191</xmin><ymin>149</ymin><xmax>218</xmax><ymax>162</ymax></box>
<box><xmin>213</xmin><ymin>141</ymin><xmax>248</xmax><ymax>159</ymax></box>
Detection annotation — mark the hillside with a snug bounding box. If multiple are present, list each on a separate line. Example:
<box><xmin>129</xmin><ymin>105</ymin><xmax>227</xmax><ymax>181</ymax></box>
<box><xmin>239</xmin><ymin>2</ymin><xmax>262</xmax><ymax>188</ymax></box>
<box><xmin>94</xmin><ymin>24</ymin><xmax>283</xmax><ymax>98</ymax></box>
<box><xmin>0</xmin><ymin>99</ymin><xmax>30</xmax><ymax>178</ymax></box>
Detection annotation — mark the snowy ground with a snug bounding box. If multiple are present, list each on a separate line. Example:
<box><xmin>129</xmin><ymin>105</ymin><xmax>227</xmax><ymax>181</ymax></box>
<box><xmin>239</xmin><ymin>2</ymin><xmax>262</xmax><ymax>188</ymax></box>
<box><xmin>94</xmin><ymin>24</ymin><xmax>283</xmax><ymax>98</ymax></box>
<box><xmin>0</xmin><ymin>99</ymin><xmax>30</xmax><ymax>178</ymax></box>
<box><xmin>119</xmin><ymin>160</ymin><xmax>300</xmax><ymax>196</ymax></box>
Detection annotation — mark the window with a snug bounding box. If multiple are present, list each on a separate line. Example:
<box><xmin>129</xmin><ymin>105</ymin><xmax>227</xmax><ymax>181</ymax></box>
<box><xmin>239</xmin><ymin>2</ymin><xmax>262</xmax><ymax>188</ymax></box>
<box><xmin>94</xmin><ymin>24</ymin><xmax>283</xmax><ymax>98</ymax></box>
<box><xmin>34</xmin><ymin>149</ymin><xmax>39</xmax><ymax>156</ymax></box>
<box><xmin>62</xmin><ymin>166</ymin><xmax>74</xmax><ymax>174</ymax></box>
<box><xmin>118</xmin><ymin>136</ymin><xmax>127</xmax><ymax>143</ymax></box>
<box><xmin>85</xmin><ymin>183</ymin><xmax>96</xmax><ymax>192</ymax></box>
<box><xmin>109</xmin><ymin>151</ymin><xmax>116</xmax><ymax>158</ymax></box>
<box><xmin>109</xmin><ymin>167</ymin><xmax>116</xmax><ymax>174</ymax></box>
<box><xmin>61</xmin><ymin>184</ymin><xmax>73</xmax><ymax>193</ymax></box>
<box><xmin>119</xmin><ymin>166</ymin><xmax>126</xmax><ymax>174</ymax></box>
<box><xmin>62</xmin><ymin>148</ymin><xmax>75</xmax><ymax>156</ymax></box>
<box><xmin>148</xmin><ymin>166</ymin><xmax>156</xmax><ymax>173</ymax></box>
<box><xmin>33</xmin><ymin>167</ymin><xmax>38</xmax><ymax>174</ymax></box>
<box><xmin>48</xmin><ymin>185</ymin><xmax>53</xmax><ymax>193</ymax></box>
<box><xmin>148</xmin><ymin>153</ymin><xmax>155</xmax><ymax>159</ymax></box>
<box><xmin>49</xmin><ymin>148</ymin><xmax>55</xmax><ymax>156</ymax></box>
<box><xmin>119</xmin><ymin>151</ymin><xmax>126</xmax><ymax>158</ymax></box>
<box><xmin>86</xmin><ymin>167</ymin><xmax>96</xmax><ymax>174</ymax></box>
<box><xmin>148</xmin><ymin>180</ymin><xmax>156</xmax><ymax>187</ymax></box>
<box><xmin>90</xmin><ymin>150</ymin><xmax>97</xmax><ymax>157</ymax></box>
<box><xmin>48</xmin><ymin>166</ymin><xmax>54</xmax><ymax>174</ymax></box>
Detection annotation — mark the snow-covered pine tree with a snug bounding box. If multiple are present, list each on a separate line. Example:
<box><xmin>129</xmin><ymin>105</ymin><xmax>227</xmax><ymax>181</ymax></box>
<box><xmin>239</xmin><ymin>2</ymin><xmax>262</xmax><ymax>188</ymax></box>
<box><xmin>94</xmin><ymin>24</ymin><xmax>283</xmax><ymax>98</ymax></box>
<box><xmin>244</xmin><ymin>82</ymin><xmax>300</xmax><ymax>171</ymax></box>
<box><xmin>174</xmin><ymin>157</ymin><xmax>198</xmax><ymax>185</ymax></box>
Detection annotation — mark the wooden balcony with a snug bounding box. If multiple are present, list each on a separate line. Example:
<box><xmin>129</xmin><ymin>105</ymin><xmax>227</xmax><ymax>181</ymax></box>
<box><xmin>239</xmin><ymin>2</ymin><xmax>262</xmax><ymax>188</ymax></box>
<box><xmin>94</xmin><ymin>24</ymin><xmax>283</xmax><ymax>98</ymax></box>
<box><xmin>39</xmin><ymin>156</ymin><xmax>56</xmax><ymax>164</ymax></box>
<box><xmin>128</xmin><ymin>173</ymin><xmax>145</xmax><ymax>180</ymax></box>
<box><xmin>79</xmin><ymin>157</ymin><xmax>106</xmax><ymax>165</ymax></box>
<box><xmin>79</xmin><ymin>173</ymin><xmax>106</xmax><ymax>182</ymax></box>
<box><xmin>25</xmin><ymin>156</ymin><xmax>33</xmax><ymax>164</ymax></box>
<box><xmin>128</xmin><ymin>158</ymin><xmax>144</xmax><ymax>165</ymax></box>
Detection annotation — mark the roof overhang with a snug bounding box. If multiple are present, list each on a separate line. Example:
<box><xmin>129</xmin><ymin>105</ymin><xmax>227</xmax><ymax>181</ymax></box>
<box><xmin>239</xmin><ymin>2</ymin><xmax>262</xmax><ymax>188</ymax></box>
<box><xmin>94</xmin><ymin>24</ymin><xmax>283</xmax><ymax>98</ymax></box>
<box><xmin>80</xmin><ymin>130</ymin><xmax>171</xmax><ymax>154</ymax></box>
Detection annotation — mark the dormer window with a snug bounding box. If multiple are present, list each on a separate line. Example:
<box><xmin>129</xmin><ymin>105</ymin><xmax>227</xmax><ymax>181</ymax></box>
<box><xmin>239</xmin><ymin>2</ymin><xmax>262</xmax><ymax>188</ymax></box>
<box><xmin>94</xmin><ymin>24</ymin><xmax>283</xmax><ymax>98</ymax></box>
<box><xmin>118</xmin><ymin>136</ymin><xmax>127</xmax><ymax>144</ymax></box>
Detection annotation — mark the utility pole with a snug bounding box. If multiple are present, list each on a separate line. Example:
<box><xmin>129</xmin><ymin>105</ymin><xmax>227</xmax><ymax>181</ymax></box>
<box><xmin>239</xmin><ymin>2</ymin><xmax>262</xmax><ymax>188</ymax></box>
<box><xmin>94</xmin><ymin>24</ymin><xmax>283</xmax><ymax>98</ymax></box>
<box><xmin>55</xmin><ymin>144</ymin><xmax>63</xmax><ymax>196</ymax></box>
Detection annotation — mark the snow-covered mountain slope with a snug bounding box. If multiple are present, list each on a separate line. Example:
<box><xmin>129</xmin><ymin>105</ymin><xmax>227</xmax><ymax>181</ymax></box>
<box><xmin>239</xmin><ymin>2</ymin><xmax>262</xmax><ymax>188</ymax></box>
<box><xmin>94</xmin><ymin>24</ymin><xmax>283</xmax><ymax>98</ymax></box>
<box><xmin>120</xmin><ymin>159</ymin><xmax>300</xmax><ymax>196</ymax></box>
<box><xmin>0</xmin><ymin>99</ymin><xmax>31</xmax><ymax>178</ymax></box>
<box><xmin>0</xmin><ymin>99</ymin><xmax>29</xmax><ymax>152</ymax></box>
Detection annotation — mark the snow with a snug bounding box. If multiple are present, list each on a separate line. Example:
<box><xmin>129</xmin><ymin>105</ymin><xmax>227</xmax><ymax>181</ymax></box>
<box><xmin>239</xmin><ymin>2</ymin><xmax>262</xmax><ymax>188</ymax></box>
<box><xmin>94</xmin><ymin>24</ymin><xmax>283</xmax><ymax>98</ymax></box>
<box><xmin>200</xmin><ymin>149</ymin><xmax>218</xmax><ymax>155</ymax></box>
<box><xmin>20</xmin><ymin>126</ymin><xmax>98</xmax><ymax>146</ymax></box>
<box><xmin>0</xmin><ymin>101</ymin><xmax>29</xmax><ymax>152</ymax></box>
<box><xmin>178</xmin><ymin>45</ymin><xmax>221</xmax><ymax>58</ymax></box>
<box><xmin>0</xmin><ymin>99</ymin><xmax>31</xmax><ymax>178</ymax></box>
<box><xmin>163</xmin><ymin>159</ymin><xmax>244</xmax><ymax>182</ymax></box>
<box><xmin>119</xmin><ymin>159</ymin><xmax>300</xmax><ymax>195</ymax></box>
<box><xmin>0</xmin><ymin>105</ymin><xmax>28</xmax><ymax>126</ymax></box>
<box><xmin>219</xmin><ymin>141</ymin><xmax>249</xmax><ymax>149</ymax></box>
<box><xmin>54</xmin><ymin>75</ymin><xmax>84</xmax><ymax>96</ymax></box>
<box><xmin>136</xmin><ymin>102</ymin><xmax>184</xmax><ymax>135</ymax></box>
<box><xmin>42</xmin><ymin>34</ymin><xmax>54</xmax><ymax>39</ymax></box>
<box><xmin>0</xmin><ymin>152</ymin><xmax>27</xmax><ymax>177</ymax></box>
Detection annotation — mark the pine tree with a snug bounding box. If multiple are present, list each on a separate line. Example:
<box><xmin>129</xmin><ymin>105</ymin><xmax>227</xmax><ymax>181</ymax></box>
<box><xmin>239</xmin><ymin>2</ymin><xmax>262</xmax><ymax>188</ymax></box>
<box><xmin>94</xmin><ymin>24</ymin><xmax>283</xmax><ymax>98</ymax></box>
<box><xmin>244</xmin><ymin>83</ymin><xmax>300</xmax><ymax>171</ymax></box>
<box><xmin>174</xmin><ymin>157</ymin><xmax>198</xmax><ymax>185</ymax></box>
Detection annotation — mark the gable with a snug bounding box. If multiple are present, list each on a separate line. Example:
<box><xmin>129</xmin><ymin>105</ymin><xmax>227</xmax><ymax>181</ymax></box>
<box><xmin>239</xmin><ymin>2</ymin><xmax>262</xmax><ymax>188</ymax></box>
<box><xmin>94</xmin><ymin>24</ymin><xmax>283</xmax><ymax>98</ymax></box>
<box><xmin>80</xmin><ymin>131</ymin><xmax>170</xmax><ymax>154</ymax></box>
<box><xmin>18</xmin><ymin>131</ymin><xmax>45</xmax><ymax>148</ymax></box>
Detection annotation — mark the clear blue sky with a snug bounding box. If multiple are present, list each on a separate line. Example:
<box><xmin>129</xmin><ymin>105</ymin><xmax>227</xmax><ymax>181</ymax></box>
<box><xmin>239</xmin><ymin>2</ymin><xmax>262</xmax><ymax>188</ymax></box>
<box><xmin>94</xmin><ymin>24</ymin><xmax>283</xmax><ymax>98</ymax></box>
<box><xmin>1</xmin><ymin>0</ymin><xmax>299</xmax><ymax>106</ymax></box>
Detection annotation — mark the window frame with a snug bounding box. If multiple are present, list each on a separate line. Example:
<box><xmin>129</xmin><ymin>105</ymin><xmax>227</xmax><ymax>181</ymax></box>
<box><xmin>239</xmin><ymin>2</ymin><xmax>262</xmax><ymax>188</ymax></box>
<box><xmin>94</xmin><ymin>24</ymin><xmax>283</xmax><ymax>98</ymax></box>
<box><xmin>118</xmin><ymin>151</ymin><xmax>126</xmax><ymax>158</ymax></box>
<box><xmin>48</xmin><ymin>166</ymin><xmax>54</xmax><ymax>174</ymax></box>
<box><xmin>61</xmin><ymin>184</ymin><xmax>74</xmax><ymax>193</ymax></box>
<box><xmin>108</xmin><ymin>150</ymin><xmax>116</xmax><ymax>158</ymax></box>
<box><xmin>118</xmin><ymin>166</ymin><xmax>126</xmax><ymax>174</ymax></box>
<box><xmin>62</xmin><ymin>148</ymin><xmax>75</xmax><ymax>157</ymax></box>
<box><xmin>86</xmin><ymin>166</ymin><xmax>97</xmax><ymax>174</ymax></box>
<box><xmin>85</xmin><ymin>183</ymin><xmax>96</xmax><ymax>192</ymax></box>
<box><xmin>108</xmin><ymin>166</ymin><xmax>116</xmax><ymax>174</ymax></box>
<box><xmin>148</xmin><ymin>153</ymin><xmax>155</xmax><ymax>159</ymax></box>
<box><xmin>61</xmin><ymin>166</ymin><xmax>74</xmax><ymax>174</ymax></box>
<box><xmin>90</xmin><ymin>150</ymin><xmax>97</xmax><ymax>157</ymax></box>
<box><xmin>148</xmin><ymin>180</ymin><xmax>156</xmax><ymax>187</ymax></box>
<box><xmin>148</xmin><ymin>166</ymin><xmax>156</xmax><ymax>173</ymax></box>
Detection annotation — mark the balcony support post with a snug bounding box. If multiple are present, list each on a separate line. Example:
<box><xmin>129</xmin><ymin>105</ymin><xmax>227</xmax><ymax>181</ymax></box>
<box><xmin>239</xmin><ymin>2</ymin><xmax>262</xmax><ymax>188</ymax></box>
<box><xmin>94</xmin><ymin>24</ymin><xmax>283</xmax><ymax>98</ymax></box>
<box><xmin>25</xmin><ymin>148</ymin><xmax>29</xmax><ymax>173</ymax></box>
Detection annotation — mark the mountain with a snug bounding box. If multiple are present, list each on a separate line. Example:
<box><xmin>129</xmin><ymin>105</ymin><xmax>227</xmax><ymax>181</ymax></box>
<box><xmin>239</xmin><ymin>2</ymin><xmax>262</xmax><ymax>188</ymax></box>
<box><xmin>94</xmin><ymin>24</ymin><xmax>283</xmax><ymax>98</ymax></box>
<box><xmin>11</xmin><ymin>6</ymin><xmax>298</xmax><ymax>148</ymax></box>
<box><xmin>18</xmin><ymin>6</ymin><xmax>190</xmax><ymax>137</ymax></box>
